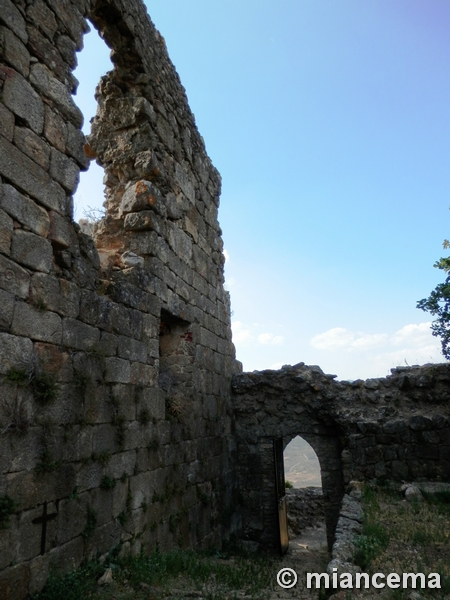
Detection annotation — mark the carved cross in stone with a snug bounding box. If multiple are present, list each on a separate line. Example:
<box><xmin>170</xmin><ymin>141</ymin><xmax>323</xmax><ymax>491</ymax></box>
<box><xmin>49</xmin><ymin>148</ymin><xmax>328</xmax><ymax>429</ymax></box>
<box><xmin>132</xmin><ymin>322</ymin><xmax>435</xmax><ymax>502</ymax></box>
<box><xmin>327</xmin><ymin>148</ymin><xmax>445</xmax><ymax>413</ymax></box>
<box><xmin>32</xmin><ymin>501</ymin><xmax>58</xmax><ymax>555</ymax></box>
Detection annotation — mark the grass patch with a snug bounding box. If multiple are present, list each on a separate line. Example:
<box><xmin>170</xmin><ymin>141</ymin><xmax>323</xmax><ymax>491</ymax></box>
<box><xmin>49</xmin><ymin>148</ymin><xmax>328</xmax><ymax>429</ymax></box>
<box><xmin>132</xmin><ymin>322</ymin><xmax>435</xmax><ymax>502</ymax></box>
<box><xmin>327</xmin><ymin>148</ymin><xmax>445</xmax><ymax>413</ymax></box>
<box><xmin>100</xmin><ymin>475</ymin><xmax>116</xmax><ymax>490</ymax></box>
<box><xmin>4</xmin><ymin>366</ymin><xmax>29</xmax><ymax>385</ymax></box>
<box><xmin>35</xmin><ymin>449</ymin><xmax>62</xmax><ymax>473</ymax></box>
<box><xmin>32</xmin><ymin>371</ymin><xmax>57</xmax><ymax>404</ymax></box>
<box><xmin>32</xmin><ymin>559</ymin><xmax>104</xmax><ymax>600</ymax></box>
<box><xmin>33</xmin><ymin>548</ymin><xmax>276</xmax><ymax>600</ymax></box>
<box><xmin>353</xmin><ymin>483</ymin><xmax>450</xmax><ymax>596</ymax></box>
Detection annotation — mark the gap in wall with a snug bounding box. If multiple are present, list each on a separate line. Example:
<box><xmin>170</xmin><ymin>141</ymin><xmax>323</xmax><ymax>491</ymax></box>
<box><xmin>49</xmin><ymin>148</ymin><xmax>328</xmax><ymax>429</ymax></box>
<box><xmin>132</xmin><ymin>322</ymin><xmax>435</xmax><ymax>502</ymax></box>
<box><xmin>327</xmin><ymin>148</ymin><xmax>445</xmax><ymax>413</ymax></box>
<box><xmin>72</xmin><ymin>26</ymin><xmax>113</xmax><ymax>223</ymax></box>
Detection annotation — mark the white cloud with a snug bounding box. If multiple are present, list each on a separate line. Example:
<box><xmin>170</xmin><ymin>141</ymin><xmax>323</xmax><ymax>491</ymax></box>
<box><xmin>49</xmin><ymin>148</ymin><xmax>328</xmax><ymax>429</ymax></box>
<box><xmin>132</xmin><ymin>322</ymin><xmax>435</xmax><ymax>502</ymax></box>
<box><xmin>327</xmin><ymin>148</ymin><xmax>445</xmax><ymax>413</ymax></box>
<box><xmin>351</xmin><ymin>333</ymin><xmax>388</xmax><ymax>349</ymax></box>
<box><xmin>257</xmin><ymin>333</ymin><xmax>284</xmax><ymax>346</ymax></box>
<box><xmin>223</xmin><ymin>249</ymin><xmax>230</xmax><ymax>263</ymax></box>
<box><xmin>309</xmin><ymin>322</ymin><xmax>443</xmax><ymax>378</ymax></box>
<box><xmin>391</xmin><ymin>322</ymin><xmax>433</xmax><ymax>347</ymax></box>
<box><xmin>310</xmin><ymin>327</ymin><xmax>355</xmax><ymax>350</ymax></box>
<box><xmin>231</xmin><ymin>321</ymin><xmax>285</xmax><ymax>348</ymax></box>
<box><xmin>231</xmin><ymin>321</ymin><xmax>253</xmax><ymax>344</ymax></box>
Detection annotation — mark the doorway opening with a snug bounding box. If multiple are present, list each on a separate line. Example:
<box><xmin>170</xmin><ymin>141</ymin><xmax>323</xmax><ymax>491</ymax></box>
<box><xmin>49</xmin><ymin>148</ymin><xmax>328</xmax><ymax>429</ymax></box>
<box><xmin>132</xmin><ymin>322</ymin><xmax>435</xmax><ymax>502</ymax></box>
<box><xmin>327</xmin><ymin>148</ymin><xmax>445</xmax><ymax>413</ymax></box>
<box><xmin>284</xmin><ymin>435</ymin><xmax>321</xmax><ymax>488</ymax></box>
<box><xmin>282</xmin><ymin>436</ymin><xmax>326</xmax><ymax>552</ymax></box>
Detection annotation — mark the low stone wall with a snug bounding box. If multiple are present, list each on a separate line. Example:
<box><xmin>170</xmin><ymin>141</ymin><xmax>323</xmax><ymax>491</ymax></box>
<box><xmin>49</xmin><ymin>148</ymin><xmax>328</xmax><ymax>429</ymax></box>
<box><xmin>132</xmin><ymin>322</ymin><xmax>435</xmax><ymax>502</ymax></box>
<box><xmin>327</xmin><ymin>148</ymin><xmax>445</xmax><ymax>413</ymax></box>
<box><xmin>286</xmin><ymin>487</ymin><xmax>324</xmax><ymax>537</ymax></box>
<box><xmin>233</xmin><ymin>362</ymin><xmax>450</xmax><ymax>553</ymax></box>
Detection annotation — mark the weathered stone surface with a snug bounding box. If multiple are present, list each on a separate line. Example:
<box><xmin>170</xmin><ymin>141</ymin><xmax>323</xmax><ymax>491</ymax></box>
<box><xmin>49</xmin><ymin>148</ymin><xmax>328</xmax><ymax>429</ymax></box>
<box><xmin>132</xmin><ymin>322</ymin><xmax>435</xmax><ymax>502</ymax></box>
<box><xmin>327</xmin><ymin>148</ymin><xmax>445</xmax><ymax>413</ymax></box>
<box><xmin>29</xmin><ymin>63</ymin><xmax>83</xmax><ymax>128</ymax></box>
<box><xmin>0</xmin><ymin>102</ymin><xmax>14</xmax><ymax>141</ymax></box>
<box><xmin>11</xmin><ymin>230</ymin><xmax>53</xmax><ymax>272</ymax></box>
<box><xmin>66</xmin><ymin>121</ymin><xmax>89</xmax><ymax>168</ymax></box>
<box><xmin>0</xmin><ymin>207</ymin><xmax>13</xmax><ymax>254</ymax></box>
<box><xmin>49</xmin><ymin>147</ymin><xmax>79</xmax><ymax>192</ymax></box>
<box><xmin>0</xmin><ymin>563</ymin><xmax>30</xmax><ymax>600</ymax></box>
<box><xmin>0</xmin><ymin>331</ymin><xmax>33</xmax><ymax>374</ymax></box>
<box><xmin>119</xmin><ymin>180</ymin><xmax>165</xmax><ymax>217</ymax></box>
<box><xmin>0</xmin><ymin>135</ymin><xmax>65</xmax><ymax>213</ymax></box>
<box><xmin>48</xmin><ymin>210</ymin><xmax>75</xmax><ymax>248</ymax></box>
<box><xmin>2</xmin><ymin>67</ymin><xmax>44</xmax><ymax>133</ymax></box>
<box><xmin>0</xmin><ymin>184</ymin><xmax>50</xmax><ymax>236</ymax></box>
<box><xmin>0</xmin><ymin>253</ymin><xmax>29</xmax><ymax>298</ymax></box>
<box><xmin>26</xmin><ymin>0</ymin><xmax>57</xmax><ymax>41</ymax></box>
<box><xmin>31</xmin><ymin>273</ymin><xmax>79</xmax><ymax>317</ymax></box>
<box><xmin>11</xmin><ymin>301</ymin><xmax>62</xmax><ymax>343</ymax></box>
<box><xmin>62</xmin><ymin>317</ymin><xmax>100</xmax><ymax>350</ymax></box>
<box><xmin>43</xmin><ymin>105</ymin><xmax>67</xmax><ymax>153</ymax></box>
<box><xmin>0</xmin><ymin>287</ymin><xmax>14</xmax><ymax>329</ymax></box>
<box><xmin>0</xmin><ymin>0</ymin><xmax>27</xmax><ymax>43</ymax></box>
<box><xmin>0</xmin><ymin>0</ymin><xmax>238</xmax><ymax>594</ymax></box>
<box><xmin>47</xmin><ymin>0</ymin><xmax>87</xmax><ymax>48</ymax></box>
<box><xmin>118</xmin><ymin>335</ymin><xmax>147</xmax><ymax>362</ymax></box>
<box><xmin>13</xmin><ymin>127</ymin><xmax>50</xmax><ymax>170</ymax></box>
<box><xmin>104</xmin><ymin>357</ymin><xmax>131</xmax><ymax>383</ymax></box>
<box><xmin>0</xmin><ymin>26</ymin><xmax>30</xmax><ymax>76</ymax></box>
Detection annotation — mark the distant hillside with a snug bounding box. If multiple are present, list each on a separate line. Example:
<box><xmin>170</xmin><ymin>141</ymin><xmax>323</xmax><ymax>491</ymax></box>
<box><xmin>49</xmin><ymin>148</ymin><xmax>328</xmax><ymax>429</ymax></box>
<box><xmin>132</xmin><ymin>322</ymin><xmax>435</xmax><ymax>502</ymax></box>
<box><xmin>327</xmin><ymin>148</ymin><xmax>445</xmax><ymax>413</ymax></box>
<box><xmin>284</xmin><ymin>436</ymin><xmax>322</xmax><ymax>488</ymax></box>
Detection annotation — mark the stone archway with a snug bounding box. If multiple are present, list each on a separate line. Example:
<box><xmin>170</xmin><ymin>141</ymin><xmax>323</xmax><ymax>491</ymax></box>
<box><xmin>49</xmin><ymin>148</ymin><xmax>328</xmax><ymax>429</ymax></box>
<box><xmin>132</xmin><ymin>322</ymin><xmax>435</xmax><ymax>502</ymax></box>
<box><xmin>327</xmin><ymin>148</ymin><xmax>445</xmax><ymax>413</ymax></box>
<box><xmin>233</xmin><ymin>364</ymin><xmax>345</xmax><ymax>552</ymax></box>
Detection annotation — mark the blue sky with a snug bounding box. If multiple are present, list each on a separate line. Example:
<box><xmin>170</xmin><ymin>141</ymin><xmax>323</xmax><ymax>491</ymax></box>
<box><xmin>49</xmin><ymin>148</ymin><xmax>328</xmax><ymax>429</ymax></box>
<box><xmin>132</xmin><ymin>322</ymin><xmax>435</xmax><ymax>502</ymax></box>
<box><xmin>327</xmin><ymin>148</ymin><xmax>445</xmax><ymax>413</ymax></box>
<box><xmin>73</xmin><ymin>0</ymin><xmax>450</xmax><ymax>380</ymax></box>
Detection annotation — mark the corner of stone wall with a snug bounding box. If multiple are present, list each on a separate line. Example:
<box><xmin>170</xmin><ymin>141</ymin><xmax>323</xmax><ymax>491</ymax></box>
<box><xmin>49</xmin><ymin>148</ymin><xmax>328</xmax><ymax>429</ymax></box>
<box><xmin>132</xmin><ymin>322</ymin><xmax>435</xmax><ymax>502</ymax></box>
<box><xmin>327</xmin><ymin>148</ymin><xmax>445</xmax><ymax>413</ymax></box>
<box><xmin>0</xmin><ymin>1</ymin><xmax>239</xmax><ymax>597</ymax></box>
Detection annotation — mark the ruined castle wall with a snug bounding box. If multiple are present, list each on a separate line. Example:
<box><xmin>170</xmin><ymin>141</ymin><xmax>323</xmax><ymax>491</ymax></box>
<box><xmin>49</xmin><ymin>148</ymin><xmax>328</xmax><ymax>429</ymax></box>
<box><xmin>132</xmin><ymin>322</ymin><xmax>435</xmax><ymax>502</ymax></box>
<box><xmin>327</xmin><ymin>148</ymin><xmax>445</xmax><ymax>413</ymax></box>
<box><xmin>232</xmin><ymin>362</ymin><xmax>450</xmax><ymax>552</ymax></box>
<box><xmin>0</xmin><ymin>1</ymin><xmax>237</xmax><ymax>597</ymax></box>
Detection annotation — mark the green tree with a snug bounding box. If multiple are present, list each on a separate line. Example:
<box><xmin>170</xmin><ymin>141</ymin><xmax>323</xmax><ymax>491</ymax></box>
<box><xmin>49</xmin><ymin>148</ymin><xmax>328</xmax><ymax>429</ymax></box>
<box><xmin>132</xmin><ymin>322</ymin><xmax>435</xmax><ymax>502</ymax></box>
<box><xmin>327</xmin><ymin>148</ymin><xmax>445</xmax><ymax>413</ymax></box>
<box><xmin>417</xmin><ymin>238</ymin><xmax>450</xmax><ymax>359</ymax></box>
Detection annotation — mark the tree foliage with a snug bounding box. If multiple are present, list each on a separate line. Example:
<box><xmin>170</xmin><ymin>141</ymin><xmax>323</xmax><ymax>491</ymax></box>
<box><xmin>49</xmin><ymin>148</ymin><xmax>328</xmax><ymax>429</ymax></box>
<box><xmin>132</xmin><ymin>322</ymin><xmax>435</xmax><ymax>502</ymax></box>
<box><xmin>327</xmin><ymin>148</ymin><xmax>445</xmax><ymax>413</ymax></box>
<box><xmin>417</xmin><ymin>237</ymin><xmax>450</xmax><ymax>360</ymax></box>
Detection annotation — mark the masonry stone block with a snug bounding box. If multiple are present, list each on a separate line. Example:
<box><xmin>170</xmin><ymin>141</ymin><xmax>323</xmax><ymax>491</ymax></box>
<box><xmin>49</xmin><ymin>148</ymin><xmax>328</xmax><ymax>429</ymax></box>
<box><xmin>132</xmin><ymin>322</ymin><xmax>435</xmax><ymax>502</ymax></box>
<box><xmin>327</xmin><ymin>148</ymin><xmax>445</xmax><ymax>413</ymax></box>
<box><xmin>48</xmin><ymin>210</ymin><xmax>76</xmax><ymax>248</ymax></box>
<box><xmin>26</xmin><ymin>24</ymin><xmax>68</xmax><ymax>83</ymax></box>
<box><xmin>0</xmin><ymin>331</ymin><xmax>33</xmax><ymax>374</ymax></box>
<box><xmin>11</xmin><ymin>301</ymin><xmax>62</xmax><ymax>343</ymax></box>
<box><xmin>0</xmin><ymin>103</ymin><xmax>14</xmax><ymax>142</ymax></box>
<box><xmin>13</xmin><ymin>127</ymin><xmax>49</xmax><ymax>171</ymax></box>
<box><xmin>0</xmin><ymin>287</ymin><xmax>14</xmax><ymax>329</ymax></box>
<box><xmin>11</xmin><ymin>230</ymin><xmax>53</xmax><ymax>273</ymax></box>
<box><xmin>130</xmin><ymin>362</ymin><xmax>156</xmax><ymax>386</ymax></box>
<box><xmin>76</xmin><ymin>460</ymin><xmax>103</xmax><ymax>493</ymax></box>
<box><xmin>0</xmin><ymin>0</ymin><xmax>27</xmax><ymax>44</ymax></box>
<box><xmin>128</xmin><ymin>229</ymin><xmax>158</xmax><ymax>256</ymax></box>
<box><xmin>112</xmin><ymin>305</ymin><xmax>143</xmax><ymax>339</ymax></box>
<box><xmin>0</xmin><ymin>135</ymin><xmax>65</xmax><ymax>213</ymax></box>
<box><xmin>89</xmin><ymin>487</ymin><xmax>113</xmax><ymax>527</ymax></box>
<box><xmin>29</xmin><ymin>63</ymin><xmax>83</xmax><ymax>128</ymax></box>
<box><xmin>0</xmin><ymin>207</ymin><xmax>13</xmax><ymax>254</ymax></box>
<box><xmin>124</xmin><ymin>210</ymin><xmax>164</xmax><ymax>234</ymax></box>
<box><xmin>0</xmin><ymin>255</ymin><xmax>30</xmax><ymax>303</ymax></box>
<box><xmin>120</xmin><ymin>180</ymin><xmax>165</xmax><ymax>217</ymax></box>
<box><xmin>49</xmin><ymin>148</ymin><xmax>80</xmax><ymax>193</ymax></box>
<box><xmin>104</xmin><ymin>357</ymin><xmax>131</xmax><ymax>383</ymax></box>
<box><xmin>66</xmin><ymin>121</ymin><xmax>89</xmax><ymax>168</ymax></box>
<box><xmin>0</xmin><ymin>563</ymin><xmax>30</xmax><ymax>600</ymax></box>
<box><xmin>99</xmin><ymin>331</ymin><xmax>119</xmax><ymax>356</ymax></box>
<box><xmin>108</xmin><ymin>451</ymin><xmax>136</xmax><ymax>482</ymax></box>
<box><xmin>56</xmin><ymin>495</ymin><xmax>88</xmax><ymax>546</ymax></box>
<box><xmin>2</xmin><ymin>68</ymin><xmax>44</xmax><ymax>134</ymax></box>
<box><xmin>118</xmin><ymin>335</ymin><xmax>147</xmax><ymax>363</ymax></box>
<box><xmin>26</xmin><ymin>0</ymin><xmax>57</xmax><ymax>41</ymax></box>
<box><xmin>31</xmin><ymin>273</ymin><xmax>78</xmax><ymax>317</ymax></box>
<box><xmin>43</xmin><ymin>105</ymin><xmax>67</xmax><ymax>153</ymax></box>
<box><xmin>0</xmin><ymin>26</ymin><xmax>30</xmax><ymax>77</ymax></box>
<box><xmin>17</xmin><ymin>505</ymin><xmax>49</xmax><ymax>561</ymax></box>
<box><xmin>1</xmin><ymin>185</ymin><xmax>50</xmax><ymax>237</ymax></box>
<box><xmin>0</xmin><ymin>523</ymin><xmax>17</xmax><ymax>571</ymax></box>
<box><xmin>62</xmin><ymin>317</ymin><xmax>100</xmax><ymax>350</ymax></box>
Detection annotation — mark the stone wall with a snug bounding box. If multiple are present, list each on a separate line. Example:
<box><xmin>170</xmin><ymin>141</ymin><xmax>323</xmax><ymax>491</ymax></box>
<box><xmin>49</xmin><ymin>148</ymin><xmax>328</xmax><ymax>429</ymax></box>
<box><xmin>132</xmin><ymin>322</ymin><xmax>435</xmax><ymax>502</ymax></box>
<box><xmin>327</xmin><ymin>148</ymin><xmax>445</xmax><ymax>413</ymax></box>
<box><xmin>232</xmin><ymin>362</ymin><xmax>450</xmax><ymax>553</ymax></box>
<box><xmin>0</xmin><ymin>0</ymin><xmax>238</xmax><ymax>597</ymax></box>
